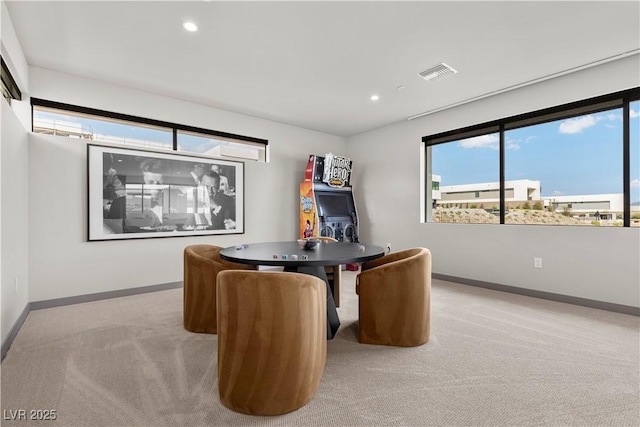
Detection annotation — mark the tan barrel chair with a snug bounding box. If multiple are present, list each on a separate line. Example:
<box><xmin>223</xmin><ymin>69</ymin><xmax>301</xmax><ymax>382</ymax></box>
<box><xmin>355</xmin><ymin>247</ymin><xmax>431</xmax><ymax>347</ymax></box>
<box><xmin>217</xmin><ymin>270</ymin><xmax>327</xmax><ymax>415</ymax></box>
<box><xmin>304</xmin><ymin>236</ymin><xmax>342</xmax><ymax>306</ymax></box>
<box><xmin>183</xmin><ymin>244</ymin><xmax>255</xmax><ymax>334</ymax></box>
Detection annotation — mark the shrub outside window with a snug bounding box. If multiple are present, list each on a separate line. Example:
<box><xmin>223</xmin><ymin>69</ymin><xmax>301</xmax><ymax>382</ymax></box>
<box><xmin>423</xmin><ymin>88</ymin><xmax>639</xmax><ymax>227</ymax></box>
<box><xmin>630</xmin><ymin>100</ymin><xmax>640</xmax><ymax>226</ymax></box>
<box><xmin>504</xmin><ymin>107</ymin><xmax>623</xmax><ymax>226</ymax></box>
<box><xmin>430</xmin><ymin>132</ymin><xmax>499</xmax><ymax>224</ymax></box>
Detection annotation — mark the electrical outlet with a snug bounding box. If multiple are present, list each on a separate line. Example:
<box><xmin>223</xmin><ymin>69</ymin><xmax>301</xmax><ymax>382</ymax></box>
<box><xmin>534</xmin><ymin>257</ymin><xmax>543</xmax><ymax>269</ymax></box>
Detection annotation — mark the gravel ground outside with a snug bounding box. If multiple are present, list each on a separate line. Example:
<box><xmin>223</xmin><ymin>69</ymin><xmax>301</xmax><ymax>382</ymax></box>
<box><xmin>432</xmin><ymin>208</ymin><xmax>630</xmax><ymax>226</ymax></box>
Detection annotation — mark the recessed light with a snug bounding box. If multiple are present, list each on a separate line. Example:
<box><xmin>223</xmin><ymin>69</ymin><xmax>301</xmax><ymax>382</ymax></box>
<box><xmin>183</xmin><ymin>21</ymin><xmax>198</xmax><ymax>32</ymax></box>
<box><xmin>370</xmin><ymin>95</ymin><xmax>380</xmax><ymax>101</ymax></box>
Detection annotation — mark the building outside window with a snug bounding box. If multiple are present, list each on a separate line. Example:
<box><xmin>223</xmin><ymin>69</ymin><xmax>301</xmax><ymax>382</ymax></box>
<box><xmin>33</xmin><ymin>107</ymin><xmax>173</xmax><ymax>150</ymax></box>
<box><xmin>504</xmin><ymin>106</ymin><xmax>623</xmax><ymax>225</ymax></box>
<box><xmin>31</xmin><ymin>99</ymin><xmax>268</xmax><ymax>162</ymax></box>
<box><xmin>630</xmin><ymin>100</ymin><xmax>640</xmax><ymax>226</ymax></box>
<box><xmin>424</xmin><ymin>89</ymin><xmax>639</xmax><ymax>227</ymax></box>
<box><xmin>430</xmin><ymin>131</ymin><xmax>499</xmax><ymax>224</ymax></box>
<box><xmin>177</xmin><ymin>130</ymin><xmax>265</xmax><ymax>162</ymax></box>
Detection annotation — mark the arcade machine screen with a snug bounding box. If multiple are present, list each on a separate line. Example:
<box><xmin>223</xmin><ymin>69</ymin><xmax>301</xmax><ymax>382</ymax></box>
<box><xmin>317</xmin><ymin>193</ymin><xmax>352</xmax><ymax>217</ymax></box>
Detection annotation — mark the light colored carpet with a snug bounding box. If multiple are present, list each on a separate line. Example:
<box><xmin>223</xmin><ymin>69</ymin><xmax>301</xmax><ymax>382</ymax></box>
<box><xmin>1</xmin><ymin>271</ymin><xmax>638</xmax><ymax>427</ymax></box>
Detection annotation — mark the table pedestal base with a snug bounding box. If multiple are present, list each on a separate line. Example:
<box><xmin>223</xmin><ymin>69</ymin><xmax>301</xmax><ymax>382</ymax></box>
<box><xmin>284</xmin><ymin>266</ymin><xmax>341</xmax><ymax>339</ymax></box>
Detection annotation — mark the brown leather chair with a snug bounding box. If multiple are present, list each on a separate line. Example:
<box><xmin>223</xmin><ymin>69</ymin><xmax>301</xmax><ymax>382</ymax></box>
<box><xmin>183</xmin><ymin>244</ymin><xmax>255</xmax><ymax>334</ymax></box>
<box><xmin>356</xmin><ymin>247</ymin><xmax>431</xmax><ymax>347</ymax></box>
<box><xmin>217</xmin><ymin>270</ymin><xmax>327</xmax><ymax>415</ymax></box>
<box><xmin>304</xmin><ymin>236</ymin><xmax>342</xmax><ymax>306</ymax></box>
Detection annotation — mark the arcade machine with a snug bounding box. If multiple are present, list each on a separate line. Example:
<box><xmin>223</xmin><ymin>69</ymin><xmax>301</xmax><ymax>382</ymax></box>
<box><xmin>299</xmin><ymin>153</ymin><xmax>359</xmax><ymax>243</ymax></box>
<box><xmin>299</xmin><ymin>153</ymin><xmax>360</xmax><ymax>307</ymax></box>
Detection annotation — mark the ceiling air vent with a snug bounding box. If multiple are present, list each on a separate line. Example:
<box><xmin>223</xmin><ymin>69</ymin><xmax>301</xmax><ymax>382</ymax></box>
<box><xmin>418</xmin><ymin>63</ymin><xmax>457</xmax><ymax>82</ymax></box>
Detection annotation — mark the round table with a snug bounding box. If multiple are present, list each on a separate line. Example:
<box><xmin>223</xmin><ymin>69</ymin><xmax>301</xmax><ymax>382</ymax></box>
<box><xmin>220</xmin><ymin>241</ymin><xmax>385</xmax><ymax>339</ymax></box>
<box><xmin>220</xmin><ymin>241</ymin><xmax>385</xmax><ymax>267</ymax></box>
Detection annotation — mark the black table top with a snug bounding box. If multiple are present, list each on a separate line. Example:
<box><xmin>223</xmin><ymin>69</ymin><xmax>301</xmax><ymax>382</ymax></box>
<box><xmin>220</xmin><ymin>241</ymin><xmax>386</xmax><ymax>267</ymax></box>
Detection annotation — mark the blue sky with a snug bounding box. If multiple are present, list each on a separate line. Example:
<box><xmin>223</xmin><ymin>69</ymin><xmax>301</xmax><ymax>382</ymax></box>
<box><xmin>432</xmin><ymin>101</ymin><xmax>640</xmax><ymax>202</ymax></box>
<box><xmin>33</xmin><ymin>110</ymin><xmax>228</xmax><ymax>153</ymax></box>
<box><xmin>35</xmin><ymin>102</ymin><xmax>640</xmax><ymax>203</ymax></box>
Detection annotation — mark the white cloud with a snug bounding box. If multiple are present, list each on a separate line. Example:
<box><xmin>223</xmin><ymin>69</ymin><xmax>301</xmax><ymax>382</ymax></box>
<box><xmin>524</xmin><ymin>136</ymin><xmax>536</xmax><ymax>144</ymax></box>
<box><xmin>607</xmin><ymin>113</ymin><xmax>621</xmax><ymax>121</ymax></box>
<box><xmin>605</xmin><ymin>124</ymin><xmax>617</xmax><ymax>129</ymax></box>
<box><xmin>632</xmin><ymin>179</ymin><xmax>640</xmax><ymax>188</ymax></box>
<box><xmin>506</xmin><ymin>142</ymin><xmax>520</xmax><ymax>150</ymax></box>
<box><xmin>558</xmin><ymin>114</ymin><xmax>600</xmax><ymax>134</ymax></box>
<box><xmin>552</xmin><ymin>190</ymin><xmax>564</xmax><ymax>196</ymax></box>
<box><xmin>631</xmin><ymin>109</ymin><xmax>640</xmax><ymax>119</ymax></box>
<box><xmin>458</xmin><ymin>134</ymin><xmax>499</xmax><ymax>150</ymax></box>
<box><xmin>505</xmin><ymin>137</ymin><xmax>519</xmax><ymax>146</ymax></box>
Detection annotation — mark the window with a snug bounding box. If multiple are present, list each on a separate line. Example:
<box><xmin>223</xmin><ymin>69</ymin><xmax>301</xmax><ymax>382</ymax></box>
<box><xmin>630</xmin><ymin>100</ymin><xmax>640</xmax><ymax>226</ymax></box>
<box><xmin>423</xmin><ymin>88</ymin><xmax>640</xmax><ymax>227</ymax></box>
<box><xmin>428</xmin><ymin>130</ymin><xmax>499</xmax><ymax>224</ymax></box>
<box><xmin>31</xmin><ymin>99</ymin><xmax>268</xmax><ymax>162</ymax></box>
<box><xmin>177</xmin><ymin>130</ymin><xmax>265</xmax><ymax>162</ymax></box>
<box><xmin>33</xmin><ymin>106</ymin><xmax>173</xmax><ymax>150</ymax></box>
<box><xmin>505</xmin><ymin>106</ymin><xmax>623</xmax><ymax>225</ymax></box>
<box><xmin>1</xmin><ymin>56</ymin><xmax>22</xmax><ymax>104</ymax></box>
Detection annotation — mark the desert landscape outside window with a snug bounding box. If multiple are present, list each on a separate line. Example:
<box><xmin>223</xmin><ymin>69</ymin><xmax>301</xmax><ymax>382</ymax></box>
<box><xmin>424</xmin><ymin>89</ymin><xmax>639</xmax><ymax>227</ymax></box>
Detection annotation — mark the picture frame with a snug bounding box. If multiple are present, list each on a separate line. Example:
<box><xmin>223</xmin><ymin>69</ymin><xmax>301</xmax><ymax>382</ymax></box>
<box><xmin>88</xmin><ymin>144</ymin><xmax>244</xmax><ymax>241</ymax></box>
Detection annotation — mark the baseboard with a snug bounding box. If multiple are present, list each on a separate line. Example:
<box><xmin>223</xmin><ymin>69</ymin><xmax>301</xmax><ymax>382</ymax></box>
<box><xmin>4</xmin><ymin>276</ymin><xmax>635</xmax><ymax>362</ymax></box>
<box><xmin>1</xmin><ymin>303</ymin><xmax>30</xmax><ymax>362</ymax></box>
<box><xmin>1</xmin><ymin>281</ymin><xmax>183</xmax><ymax>362</ymax></box>
<box><xmin>30</xmin><ymin>281</ymin><xmax>183</xmax><ymax>310</ymax></box>
<box><xmin>433</xmin><ymin>273</ymin><xmax>640</xmax><ymax>316</ymax></box>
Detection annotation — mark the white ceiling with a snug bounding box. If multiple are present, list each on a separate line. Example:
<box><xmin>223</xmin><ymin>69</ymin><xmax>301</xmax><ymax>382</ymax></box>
<box><xmin>5</xmin><ymin>1</ymin><xmax>640</xmax><ymax>137</ymax></box>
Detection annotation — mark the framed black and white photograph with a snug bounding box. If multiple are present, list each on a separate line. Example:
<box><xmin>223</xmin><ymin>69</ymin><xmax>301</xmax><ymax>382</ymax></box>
<box><xmin>88</xmin><ymin>144</ymin><xmax>244</xmax><ymax>241</ymax></box>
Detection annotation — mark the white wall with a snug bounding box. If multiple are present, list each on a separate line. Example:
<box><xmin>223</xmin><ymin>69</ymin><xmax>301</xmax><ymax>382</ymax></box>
<box><xmin>1</xmin><ymin>105</ymin><xmax>29</xmax><ymax>344</ymax></box>
<box><xmin>4</xmin><ymin>24</ymin><xmax>638</xmax><ymax>344</ymax></box>
<box><xmin>27</xmin><ymin>67</ymin><xmax>346</xmax><ymax>302</ymax></box>
<box><xmin>347</xmin><ymin>55</ymin><xmax>640</xmax><ymax>308</ymax></box>
<box><xmin>1</xmin><ymin>0</ymin><xmax>30</xmax><ymax>344</ymax></box>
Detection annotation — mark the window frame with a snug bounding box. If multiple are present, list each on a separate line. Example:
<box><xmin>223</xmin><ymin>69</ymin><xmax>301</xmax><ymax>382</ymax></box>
<box><xmin>423</xmin><ymin>87</ymin><xmax>640</xmax><ymax>227</ymax></box>
<box><xmin>1</xmin><ymin>56</ymin><xmax>22</xmax><ymax>103</ymax></box>
<box><xmin>31</xmin><ymin>98</ymin><xmax>268</xmax><ymax>161</ymax></box>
